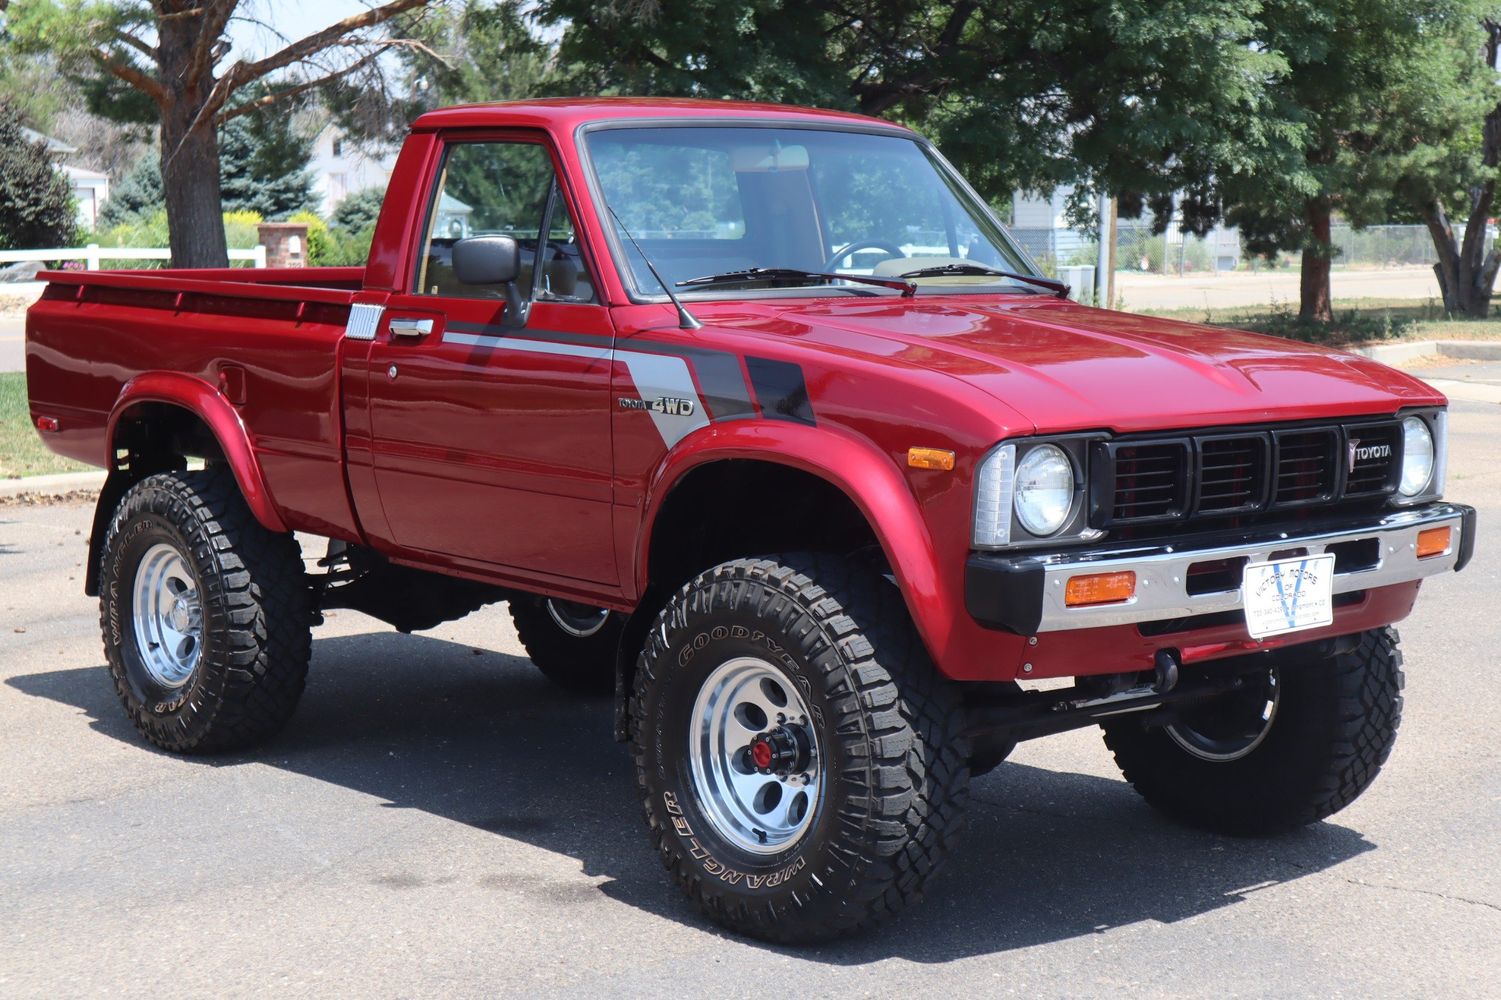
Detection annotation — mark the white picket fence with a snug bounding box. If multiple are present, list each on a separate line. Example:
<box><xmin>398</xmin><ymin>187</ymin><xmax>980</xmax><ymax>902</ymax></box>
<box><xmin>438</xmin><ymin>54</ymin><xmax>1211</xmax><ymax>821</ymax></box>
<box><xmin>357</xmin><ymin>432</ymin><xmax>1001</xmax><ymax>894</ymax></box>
<box><xmin>0</xmin><ymin>244</ymin><xmax>268</xmax><ymax>269</ymax></box>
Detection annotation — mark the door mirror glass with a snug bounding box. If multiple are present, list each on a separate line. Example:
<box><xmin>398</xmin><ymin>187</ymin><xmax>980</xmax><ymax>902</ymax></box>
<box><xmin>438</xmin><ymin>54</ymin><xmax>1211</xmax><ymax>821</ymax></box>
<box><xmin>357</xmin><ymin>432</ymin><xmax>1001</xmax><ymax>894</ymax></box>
<box><xmin>453</xmin><ymin>236</ymin><xmax>520</xmax><ymax>286</ymax></box>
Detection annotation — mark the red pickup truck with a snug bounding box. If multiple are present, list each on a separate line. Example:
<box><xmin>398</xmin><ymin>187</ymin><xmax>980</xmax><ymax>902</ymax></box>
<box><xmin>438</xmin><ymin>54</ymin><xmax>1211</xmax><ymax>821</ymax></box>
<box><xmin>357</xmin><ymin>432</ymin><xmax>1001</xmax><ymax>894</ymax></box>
<box><xmin>26</xmin><ymin>98</ymin><xmax>1476</xmax><ymax>942</ymax></box>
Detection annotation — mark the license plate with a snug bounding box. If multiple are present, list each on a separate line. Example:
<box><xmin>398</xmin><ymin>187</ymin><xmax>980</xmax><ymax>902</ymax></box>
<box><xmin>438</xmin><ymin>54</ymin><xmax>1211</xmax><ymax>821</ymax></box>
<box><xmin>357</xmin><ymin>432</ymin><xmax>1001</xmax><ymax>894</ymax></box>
<box><xmin>1242</xmin><ymin>553</ymin><xmax>1336</xmax><ymax>639</ymax></box>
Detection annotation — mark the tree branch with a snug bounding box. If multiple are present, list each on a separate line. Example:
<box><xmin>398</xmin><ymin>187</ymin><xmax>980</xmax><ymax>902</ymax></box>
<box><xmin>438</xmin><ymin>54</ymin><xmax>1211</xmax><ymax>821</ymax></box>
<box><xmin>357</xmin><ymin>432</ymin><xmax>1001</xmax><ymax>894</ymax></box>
<box><xmin>187</xmin><ymin>0</ymin><xmax>241</xmax><ymax>91</ymax></box>
<box><xmin>92</xmin><ymin>48</ymin><xmax>169</xmax><ymax>106</ymax></box>
<box><xmin>223</xmin><ymin>0</ymin><xmax>433</xmax><ymax>92</ymax></box>
<box><xmin>112</xmin><ymin>28</ymin><xmax>158</xmax><ymax>61</ymax></box>
<box><xmin>214</xmin><ymin>48</ymin><xmax>387</xmax><ymax>123</ymax></box>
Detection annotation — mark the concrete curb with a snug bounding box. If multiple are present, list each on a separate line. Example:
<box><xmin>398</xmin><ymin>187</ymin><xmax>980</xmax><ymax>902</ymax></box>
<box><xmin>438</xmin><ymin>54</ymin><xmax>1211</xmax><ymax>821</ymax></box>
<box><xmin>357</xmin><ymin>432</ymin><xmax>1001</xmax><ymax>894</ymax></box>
<box><xmin>0</xmin><ymin>469</ymin><xmax>106</xmax><ymax>499</ymax></box>
<box><xmin>1349</xmin><ymin>339</ymin><xmax>1501</xmax><ymax>364</ymax></box>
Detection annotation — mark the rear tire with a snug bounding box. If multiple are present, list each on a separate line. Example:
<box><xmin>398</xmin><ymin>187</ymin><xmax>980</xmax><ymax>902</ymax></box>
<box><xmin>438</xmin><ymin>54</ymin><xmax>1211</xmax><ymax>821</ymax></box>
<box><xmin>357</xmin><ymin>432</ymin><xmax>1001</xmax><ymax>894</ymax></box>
<box><xmin>509</xmin><ymin>597</ymin><xmax>621</xmax><ymax>695</ymax></box>
<box><xmin>99</xmin><ymin>468</ymin><xmax>312</xmax><ymax>753</ymax></box>
<box><xmin>1101</xmin><ymin>628</ymin><xmax>1404</xmax><ymax>835</ymax></box>
<box><xmin>631</xmin><ymin>553</ymin><xmax>969</xmax><ymax>942</ymax></box>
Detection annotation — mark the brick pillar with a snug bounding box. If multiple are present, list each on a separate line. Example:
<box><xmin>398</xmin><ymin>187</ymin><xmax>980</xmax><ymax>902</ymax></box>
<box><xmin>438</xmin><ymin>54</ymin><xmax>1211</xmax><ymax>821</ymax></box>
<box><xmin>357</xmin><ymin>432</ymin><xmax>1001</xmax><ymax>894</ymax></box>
<box><xmin>255</xmin><ymin>222</ymin><xmax>310</xmax><ymax>268</ymax></box>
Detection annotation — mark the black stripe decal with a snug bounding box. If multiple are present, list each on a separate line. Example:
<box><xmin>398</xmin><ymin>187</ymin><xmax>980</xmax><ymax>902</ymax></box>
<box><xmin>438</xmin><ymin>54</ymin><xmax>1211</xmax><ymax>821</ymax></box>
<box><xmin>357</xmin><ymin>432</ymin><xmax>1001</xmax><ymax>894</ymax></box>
<box><xmin>444</xmin><ymin>320</ymin><xmax>757</xmax><ymax>422</ymax></box>
<box><xmin>745</xmin><ymin>356</ymin><xmax>815</xmax><ymax>426</ymax></box>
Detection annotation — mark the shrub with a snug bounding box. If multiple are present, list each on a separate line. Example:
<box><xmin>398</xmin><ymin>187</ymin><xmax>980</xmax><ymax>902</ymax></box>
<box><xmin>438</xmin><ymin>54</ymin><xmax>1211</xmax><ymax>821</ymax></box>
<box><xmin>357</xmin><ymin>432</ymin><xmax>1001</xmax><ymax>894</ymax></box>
<box><xmin>322</xmin><ymin>224</ymin><xmax>376</xmax><ymax>267</ymax></box>
<box><xmin>0</xmin><ymin>101</ymin><xmax>79</xmax><ymax>250</ymax></box>
<box><xmin>288</xmin><ymin>211</ymin><xmax>332</xmax><ymax>265</ymax></box>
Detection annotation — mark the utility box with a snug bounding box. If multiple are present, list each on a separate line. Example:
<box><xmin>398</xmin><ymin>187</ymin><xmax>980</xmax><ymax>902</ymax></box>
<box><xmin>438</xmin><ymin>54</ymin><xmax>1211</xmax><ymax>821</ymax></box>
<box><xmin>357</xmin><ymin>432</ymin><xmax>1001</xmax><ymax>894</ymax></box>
<box><xmin>1058</xmin><ymin>264</ymin><xmax>1094</xmax><ymax>303</ymax></box>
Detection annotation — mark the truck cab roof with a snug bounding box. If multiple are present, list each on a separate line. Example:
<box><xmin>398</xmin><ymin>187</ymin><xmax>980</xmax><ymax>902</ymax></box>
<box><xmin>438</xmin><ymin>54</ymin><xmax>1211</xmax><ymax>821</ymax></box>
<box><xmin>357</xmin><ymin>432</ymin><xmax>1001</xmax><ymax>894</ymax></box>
<box><xmin>410</xmin><ymin>96</ymin><xmax>909</xmax><ymax>134</ymax></box>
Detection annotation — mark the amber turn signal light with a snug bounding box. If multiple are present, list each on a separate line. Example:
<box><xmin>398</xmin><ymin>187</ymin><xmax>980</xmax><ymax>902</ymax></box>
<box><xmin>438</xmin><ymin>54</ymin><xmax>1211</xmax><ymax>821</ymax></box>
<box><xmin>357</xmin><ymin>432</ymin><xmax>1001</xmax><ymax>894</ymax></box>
<box><xmin>1416</xmin><ymin>526</ymin><xmax>1452</xmax><ymax>559</ymax></box>
<box><xmin>907</xmin><ymin>447</ymin><xmax>955</xmax><ymax>471</ymax></box>
<box><xmin>1064</xmin><ymin>571</ymin><xmax>1137</xmax><ymax>607</ymax></box>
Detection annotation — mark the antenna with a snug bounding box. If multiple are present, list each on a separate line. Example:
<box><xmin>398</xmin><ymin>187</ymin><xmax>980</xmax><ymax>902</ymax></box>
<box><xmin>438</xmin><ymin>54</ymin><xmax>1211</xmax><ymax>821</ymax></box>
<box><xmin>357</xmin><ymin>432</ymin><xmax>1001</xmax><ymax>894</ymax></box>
<box><xmin>607</xmin><ymin>206</ymin><xmax>702</xmax><ymax>330</ymax></box>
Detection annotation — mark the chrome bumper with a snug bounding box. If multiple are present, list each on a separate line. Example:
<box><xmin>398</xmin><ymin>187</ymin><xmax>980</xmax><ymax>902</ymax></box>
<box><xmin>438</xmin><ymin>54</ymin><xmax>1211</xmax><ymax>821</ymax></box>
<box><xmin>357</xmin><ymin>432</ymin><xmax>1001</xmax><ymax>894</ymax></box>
<box><xmin>965</xmin><ymin>502</ymin><xmax>1476</xmax><ymax>635</ymax></box>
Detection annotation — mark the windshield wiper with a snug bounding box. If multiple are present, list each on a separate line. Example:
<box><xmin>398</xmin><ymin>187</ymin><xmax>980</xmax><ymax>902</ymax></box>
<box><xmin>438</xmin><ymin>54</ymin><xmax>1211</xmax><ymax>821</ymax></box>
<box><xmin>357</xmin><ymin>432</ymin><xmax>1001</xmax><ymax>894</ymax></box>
<box><xmin>678</xmin><ymin>267</ymin><xmax>916</xmax><ymax>297</ymax></box>
<box><xmin>897</xmin><ymin>263</ymin><xmax>1070</xmax><ymax>298</ymax></box>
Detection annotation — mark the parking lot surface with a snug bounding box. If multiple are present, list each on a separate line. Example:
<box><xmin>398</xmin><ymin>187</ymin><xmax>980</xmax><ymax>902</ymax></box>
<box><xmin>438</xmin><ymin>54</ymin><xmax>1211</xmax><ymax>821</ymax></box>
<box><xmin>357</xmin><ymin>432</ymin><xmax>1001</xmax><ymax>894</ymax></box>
<box><xmin>1</xmin><ymin>401</ymin><xmax>1497</xmax><ymax>1000</ymax></box>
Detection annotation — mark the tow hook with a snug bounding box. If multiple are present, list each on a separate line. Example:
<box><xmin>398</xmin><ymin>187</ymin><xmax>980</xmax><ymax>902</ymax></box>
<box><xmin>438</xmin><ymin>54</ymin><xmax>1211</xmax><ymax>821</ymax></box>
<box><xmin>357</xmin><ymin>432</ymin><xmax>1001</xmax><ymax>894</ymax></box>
<box><xmin>1153</xmin><ymin>648</ymin><xmax>1181</xmax><ymax>694</ymax></box>
<box><xmin>749</xmin><ymin>724</ymin><xmax>813</xmax><ymax>776</ymax></box>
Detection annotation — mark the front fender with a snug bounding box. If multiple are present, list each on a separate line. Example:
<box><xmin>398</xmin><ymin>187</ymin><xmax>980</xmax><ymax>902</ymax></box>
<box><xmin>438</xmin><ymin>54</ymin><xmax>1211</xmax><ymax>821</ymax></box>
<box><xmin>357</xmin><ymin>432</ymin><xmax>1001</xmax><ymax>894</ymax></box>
<box><xmin>637</xmin><ymin>420</ymin><xmax>964</xmax><ymax>669</ymax></box>
<box><xmin>109</xmin><ymin>371</ymin><xmax>287</xmax><ymax>534</ymax></box>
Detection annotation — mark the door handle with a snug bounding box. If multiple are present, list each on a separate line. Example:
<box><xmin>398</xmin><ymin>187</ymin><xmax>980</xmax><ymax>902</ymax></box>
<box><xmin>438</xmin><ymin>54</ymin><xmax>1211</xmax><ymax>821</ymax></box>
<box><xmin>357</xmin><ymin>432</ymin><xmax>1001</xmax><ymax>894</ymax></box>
<box><xmin>389</xmin><ymin>317</ymin><xmax>434</xmax><ymax>340</ymax></box>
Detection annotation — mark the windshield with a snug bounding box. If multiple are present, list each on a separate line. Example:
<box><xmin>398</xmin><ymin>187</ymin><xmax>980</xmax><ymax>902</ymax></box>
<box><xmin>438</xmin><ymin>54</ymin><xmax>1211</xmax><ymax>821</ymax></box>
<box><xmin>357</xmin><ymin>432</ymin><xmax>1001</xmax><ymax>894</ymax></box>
<box><xmin>584</xmin><ymin>125</ymin><xmax>1037</xmax><ymax>297</ymax></box>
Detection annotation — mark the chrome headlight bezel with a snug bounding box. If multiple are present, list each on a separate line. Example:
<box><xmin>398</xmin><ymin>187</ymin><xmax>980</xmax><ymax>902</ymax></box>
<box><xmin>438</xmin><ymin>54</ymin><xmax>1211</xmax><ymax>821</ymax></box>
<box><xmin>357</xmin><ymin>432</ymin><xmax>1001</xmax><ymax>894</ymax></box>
<box><xmin>1391</xmin><ymin>408</ymin><xmax>1446</xmax><ymax>505</ymax></box>
<box><xmin>972</xmin><ymin>436</ymin><xmax>1096</xmax><ymax>550</ymax></box>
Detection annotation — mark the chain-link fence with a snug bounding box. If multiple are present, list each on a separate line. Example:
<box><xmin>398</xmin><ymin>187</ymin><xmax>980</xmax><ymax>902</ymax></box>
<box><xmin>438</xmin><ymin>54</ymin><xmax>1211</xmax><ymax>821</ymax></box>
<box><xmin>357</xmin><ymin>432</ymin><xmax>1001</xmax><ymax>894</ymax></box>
<box><xmin>1010</xmin><ymin>221</ymin><xmax>1478</xmax><ymax>275</ymax></box>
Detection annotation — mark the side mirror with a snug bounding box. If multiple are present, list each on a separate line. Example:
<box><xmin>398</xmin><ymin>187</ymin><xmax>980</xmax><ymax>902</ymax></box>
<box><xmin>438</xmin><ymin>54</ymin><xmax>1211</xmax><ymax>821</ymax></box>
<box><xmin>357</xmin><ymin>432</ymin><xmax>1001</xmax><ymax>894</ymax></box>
<box><xmin>452</xmin><ymin>235</ymin><xmax>520</xmax><ymax>286</ymax></box>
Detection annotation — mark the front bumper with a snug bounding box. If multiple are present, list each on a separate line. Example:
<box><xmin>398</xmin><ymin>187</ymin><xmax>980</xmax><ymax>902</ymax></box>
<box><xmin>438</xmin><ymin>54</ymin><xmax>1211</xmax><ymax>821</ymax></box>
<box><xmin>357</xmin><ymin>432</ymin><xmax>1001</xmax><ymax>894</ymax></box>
<box><xmin>966</xmin><ymin>502</ymin><xmax>1476</xmax><ymax>635</ymax></box>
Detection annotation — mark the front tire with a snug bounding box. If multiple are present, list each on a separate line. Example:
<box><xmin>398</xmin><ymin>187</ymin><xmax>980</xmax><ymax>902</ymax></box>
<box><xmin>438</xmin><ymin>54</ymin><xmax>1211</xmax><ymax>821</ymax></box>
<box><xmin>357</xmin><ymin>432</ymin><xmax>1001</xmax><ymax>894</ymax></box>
<box><xmin>631</xmin><ymin>554</ymin><xmax>969</xmax><ymax>942</ymax></box>
<box><xmin>1102</xmin><ymin>628</ymin><xmax>1404</xmax><ymax>835</ymax></box>
<box><xmin>99</xmin><ymin>469</ymin><xmax>312</xmax><ymax>753</ymax></box>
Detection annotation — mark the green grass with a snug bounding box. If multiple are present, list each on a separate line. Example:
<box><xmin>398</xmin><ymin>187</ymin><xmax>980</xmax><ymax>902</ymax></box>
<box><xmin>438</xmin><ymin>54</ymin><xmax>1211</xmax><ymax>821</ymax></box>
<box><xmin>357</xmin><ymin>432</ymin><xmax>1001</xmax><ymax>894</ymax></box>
<box><xmin>1136</xmin><ymin>297</ymin><xmax>1501</xmax><ymax>346</ymax></box>
<box><xmin>0</xmin><ymin>371</ymin><xmax>91</xmax><ymax>478</ymax></box>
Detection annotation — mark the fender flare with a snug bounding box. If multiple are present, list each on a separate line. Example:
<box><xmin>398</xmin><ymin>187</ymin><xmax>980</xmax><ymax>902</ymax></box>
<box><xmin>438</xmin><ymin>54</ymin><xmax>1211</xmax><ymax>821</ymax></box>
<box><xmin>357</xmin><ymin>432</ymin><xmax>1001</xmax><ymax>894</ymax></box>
<box><xmin>636</xmin><ymin>421</ymin><xmax>963</xmax><ymax>668</ymax></box>
<box><xmin>107</xmin><ymin>371</ymin><xmax>288</xmax><ymax>534</ymax></box>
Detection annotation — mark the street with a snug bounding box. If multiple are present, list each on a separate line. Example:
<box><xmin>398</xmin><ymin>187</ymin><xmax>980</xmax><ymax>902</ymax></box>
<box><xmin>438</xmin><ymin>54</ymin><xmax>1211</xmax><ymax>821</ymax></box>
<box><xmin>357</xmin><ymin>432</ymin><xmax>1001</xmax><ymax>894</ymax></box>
<box><xmin>1</xmin><ymin>317</ymin><xmax>22</xmax><ymax>374</ymax></box>
<box><xmin>0</xmin><ymin>400</ymin><xmax>1497</xmax><ymax>999</ymax></box>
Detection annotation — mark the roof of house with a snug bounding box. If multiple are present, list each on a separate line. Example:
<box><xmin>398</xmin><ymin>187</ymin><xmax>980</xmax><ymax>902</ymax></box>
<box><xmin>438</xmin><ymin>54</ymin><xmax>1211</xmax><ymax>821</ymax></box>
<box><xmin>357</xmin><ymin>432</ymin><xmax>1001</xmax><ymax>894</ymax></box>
<box><xmin>20</xmin><ymin>127</ymin><xmax>78</xmax><ymax>157</ymax></box>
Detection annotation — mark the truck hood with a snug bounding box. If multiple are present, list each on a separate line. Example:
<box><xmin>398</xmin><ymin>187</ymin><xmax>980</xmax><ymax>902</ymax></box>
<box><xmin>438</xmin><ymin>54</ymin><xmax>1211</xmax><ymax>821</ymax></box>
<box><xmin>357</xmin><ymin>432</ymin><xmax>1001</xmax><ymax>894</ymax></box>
<box><xmin>715</xmin><ymin>295</ymin><xmax>1445</xmax><ymax>434</ymax></box>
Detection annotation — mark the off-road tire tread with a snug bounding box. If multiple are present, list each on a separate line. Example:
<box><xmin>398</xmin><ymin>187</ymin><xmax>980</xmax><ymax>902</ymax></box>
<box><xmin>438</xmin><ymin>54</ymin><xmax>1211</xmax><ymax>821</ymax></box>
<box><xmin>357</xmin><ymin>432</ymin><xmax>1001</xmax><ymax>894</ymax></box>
<box><xmin>509</xmin><ymin>599</ymin><xmax>620</xmax><ymax>695</ymax></box>
<box><xmin>631</xmin><ymin>553</ymin><xmax>969</xmax><ymax>942</ymax></box>
<box><xmin>1102</xmin><ymin>628</ymin><xmax>1404</xmax><ymax>835</ymax></box>
<box><xmin>100</xmin><ymin>468</ymin><xmax>311</xmax><ymax>753</ymax></box>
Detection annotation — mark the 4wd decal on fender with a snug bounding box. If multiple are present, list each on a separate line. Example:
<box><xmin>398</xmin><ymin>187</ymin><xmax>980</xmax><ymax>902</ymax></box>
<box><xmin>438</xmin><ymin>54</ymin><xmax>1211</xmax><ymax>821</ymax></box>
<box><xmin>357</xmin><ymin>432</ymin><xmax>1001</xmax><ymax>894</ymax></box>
<box><xmin>663</xmin><ymin>791</ymin><xmax>807</xmax><ymax>889</ymax></box>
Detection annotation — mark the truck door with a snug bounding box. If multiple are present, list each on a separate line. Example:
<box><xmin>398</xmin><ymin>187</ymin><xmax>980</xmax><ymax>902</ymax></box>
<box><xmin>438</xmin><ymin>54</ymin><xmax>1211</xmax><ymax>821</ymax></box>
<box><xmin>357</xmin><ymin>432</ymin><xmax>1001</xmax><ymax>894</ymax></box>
<box><xmin>364</xmin><ymin>135</ymin><xmax>618</xmax><ymax>586</ymax></box>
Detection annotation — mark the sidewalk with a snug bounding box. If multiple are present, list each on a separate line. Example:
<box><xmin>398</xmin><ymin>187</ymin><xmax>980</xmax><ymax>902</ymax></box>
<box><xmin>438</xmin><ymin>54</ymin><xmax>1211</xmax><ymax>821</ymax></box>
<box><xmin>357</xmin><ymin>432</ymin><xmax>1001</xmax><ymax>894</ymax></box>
<box><xmin>1116</xmin><ymin>266</ymin><xmax>1442</xmax><ymax>311</ymax></box>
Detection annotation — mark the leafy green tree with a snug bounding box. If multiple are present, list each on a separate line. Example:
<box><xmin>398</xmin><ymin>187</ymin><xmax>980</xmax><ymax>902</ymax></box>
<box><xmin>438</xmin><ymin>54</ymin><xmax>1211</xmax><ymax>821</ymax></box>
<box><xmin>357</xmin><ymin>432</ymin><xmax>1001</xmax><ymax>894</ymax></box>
<box><xmin>1382</xmin><ymin>13</ymin><xmax>1501</xmax><ymax>317</ymax></box>
<box><xmin>333</xmin><ymin>187</ymin><xmax>386</xmax><ymax>234</ymax></box>
<box><xmin>1</xmin><ymin>0</ymin><xmax>441</xmax><ymax>267</ymax></box>
<box><xmin>534</xmin><ymin>0</ymin><xmax>1292</xmax><ymax>230</ymax></box>
<box><xmin>1209</xmin><ymin>0</ymin><xmax>1482</xmax><ymax>322</ymax></box>
<box><xmin>0</xmin><ymin>100</ymin><xmax>78</xmax><ymax>249</ymax></box>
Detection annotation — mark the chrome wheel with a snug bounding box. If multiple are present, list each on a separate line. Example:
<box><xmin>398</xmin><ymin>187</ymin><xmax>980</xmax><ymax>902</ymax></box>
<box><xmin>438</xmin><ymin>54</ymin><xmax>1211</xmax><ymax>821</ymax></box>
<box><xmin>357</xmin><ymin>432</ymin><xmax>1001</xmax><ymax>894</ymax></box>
<box><xmin>545</xmin><ymin>599</ymin><xmax>611</xmax><ymax>638</ymax></box>
<box><xmin>1166</xmin><ymin>669</ymin><xmax>1280</xmax><ymax>762</ymax></box>
<box><xmin>689</xmin><ymin>657</ymin><xmax>822</xmax><ymax>855</ymax></box>
<box><xmin>130</xmin><ymin>542</ymin><xmax>203</xmax><ymax>689</ymax></box>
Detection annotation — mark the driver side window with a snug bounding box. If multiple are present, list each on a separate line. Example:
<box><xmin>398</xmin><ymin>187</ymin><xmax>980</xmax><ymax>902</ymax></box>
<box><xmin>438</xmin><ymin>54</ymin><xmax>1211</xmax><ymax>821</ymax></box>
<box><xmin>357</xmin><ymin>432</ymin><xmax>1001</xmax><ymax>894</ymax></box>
<box><xmin>414</xmin><ymin>141</ymin><xmax>554</xmax><ymax>300</ymax></box>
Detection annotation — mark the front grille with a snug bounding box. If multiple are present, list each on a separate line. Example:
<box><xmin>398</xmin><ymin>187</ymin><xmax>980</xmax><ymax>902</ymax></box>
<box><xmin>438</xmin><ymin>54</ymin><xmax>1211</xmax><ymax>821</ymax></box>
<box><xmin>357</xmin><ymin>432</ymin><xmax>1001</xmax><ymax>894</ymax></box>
<box><xmin>1273</xmin><ymin>429</ymin><xmax>1338</xmax><ymax>505</ymax></box>
<box><xmin>1092</xmin><ymin>419</ymin><xmax>1404</xmax><ymax>529</ymax></box>
<box><xmin>1110</xmin><ymin>442</ymin><xmax>1188</xmax><ymax>521</ymax></box>
<box><xmin>1198</xmin><ymin>435</ymin><xmax>1269</xmax><ymax>513</ymax></box>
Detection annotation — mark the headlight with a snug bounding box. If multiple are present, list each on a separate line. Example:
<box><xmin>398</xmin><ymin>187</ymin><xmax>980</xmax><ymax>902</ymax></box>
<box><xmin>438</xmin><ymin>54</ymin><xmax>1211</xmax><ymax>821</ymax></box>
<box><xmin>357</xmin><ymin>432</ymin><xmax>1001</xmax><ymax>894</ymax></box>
<box><xmin>1014</xmin><ymin>444</ymin><xmax>1075</xmax><ymax>536</ymax></box>
<box><xmin>1398</xmin><ymin>415</ymin><xmax>1434</xmax><ymax>497</ymax></box>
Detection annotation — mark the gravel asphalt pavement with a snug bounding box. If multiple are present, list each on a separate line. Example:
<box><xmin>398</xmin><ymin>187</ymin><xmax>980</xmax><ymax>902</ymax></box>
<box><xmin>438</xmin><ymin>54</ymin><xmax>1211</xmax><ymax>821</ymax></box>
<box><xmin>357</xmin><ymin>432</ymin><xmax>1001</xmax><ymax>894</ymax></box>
<box><xmin>0</xmin><ymin>402</ymin><xmax>1496</xmax><ymax>999</ymax></box>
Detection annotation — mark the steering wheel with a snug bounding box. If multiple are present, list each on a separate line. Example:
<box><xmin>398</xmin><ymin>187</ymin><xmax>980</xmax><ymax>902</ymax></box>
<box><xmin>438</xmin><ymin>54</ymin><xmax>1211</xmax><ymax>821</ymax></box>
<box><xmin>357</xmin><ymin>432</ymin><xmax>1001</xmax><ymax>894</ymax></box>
<box><xmin>824</xmin><ymin>239</ymin><xmax>907</xmax><ymax>272</ymax></box>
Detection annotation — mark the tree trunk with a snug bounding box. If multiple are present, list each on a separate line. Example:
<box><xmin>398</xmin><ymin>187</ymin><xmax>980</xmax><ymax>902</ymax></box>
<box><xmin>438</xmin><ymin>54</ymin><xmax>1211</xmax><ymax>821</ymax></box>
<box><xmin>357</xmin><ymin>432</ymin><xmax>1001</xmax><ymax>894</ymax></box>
<box><xmin>1422</xmin><ymin>196</ymin><xmax>1501</xmax><ymax>318</ymax></box>
<box><xmin>159</xmin><ymin>111</ymin><xmax>228</xmax><ymax>269</ymax></box>
<box><xmin>1299</xmin><ymin>198</ymin><xmax>1333</xmax><ymax>323</ymax></box>
<box><xmin>157</xmin><ymin>16</ymin><xmax>229</xmax><ymax>269</ymax></box>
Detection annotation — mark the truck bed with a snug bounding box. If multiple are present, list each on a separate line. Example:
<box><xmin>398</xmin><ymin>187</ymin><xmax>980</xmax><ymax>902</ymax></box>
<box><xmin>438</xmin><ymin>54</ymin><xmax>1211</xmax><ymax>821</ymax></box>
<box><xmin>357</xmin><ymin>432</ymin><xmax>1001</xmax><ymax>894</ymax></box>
<box><xmin>25</xmin><ymin>266</ymin><xmax>369</xmax><ymax>540</ymax></box>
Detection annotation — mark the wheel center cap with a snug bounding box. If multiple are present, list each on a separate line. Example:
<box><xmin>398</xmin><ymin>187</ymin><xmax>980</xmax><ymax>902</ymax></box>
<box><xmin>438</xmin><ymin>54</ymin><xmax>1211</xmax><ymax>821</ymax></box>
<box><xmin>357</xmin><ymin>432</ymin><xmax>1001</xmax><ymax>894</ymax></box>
<box><xmin>748</xmin><ymin>725</ymin><xmax>812</xmax><ymax>775</ymax></box>
<box><xmin>167</xmin><ymin>598</ymin><xmax>193</xmax><ymax>633</ymax></box>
